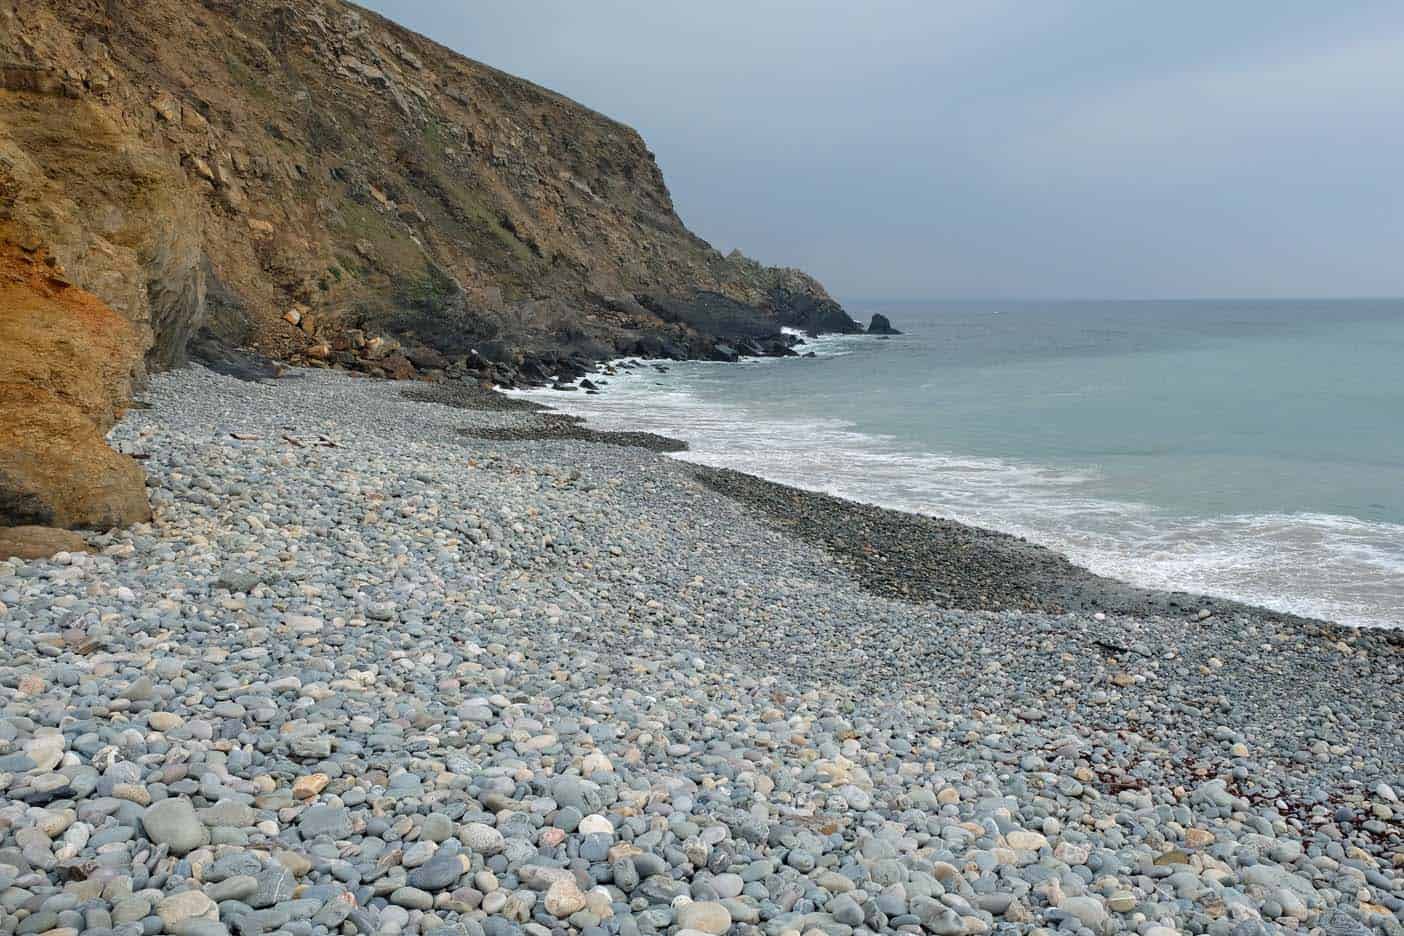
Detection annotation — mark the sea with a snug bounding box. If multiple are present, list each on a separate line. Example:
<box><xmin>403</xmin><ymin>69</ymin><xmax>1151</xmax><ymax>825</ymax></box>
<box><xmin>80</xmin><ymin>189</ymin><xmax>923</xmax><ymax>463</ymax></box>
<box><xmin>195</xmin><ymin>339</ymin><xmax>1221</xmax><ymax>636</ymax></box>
<box><xmin>516</xmin><ymin>299</ymin><xmax>1404</xmax><ymax>628</ymax></box>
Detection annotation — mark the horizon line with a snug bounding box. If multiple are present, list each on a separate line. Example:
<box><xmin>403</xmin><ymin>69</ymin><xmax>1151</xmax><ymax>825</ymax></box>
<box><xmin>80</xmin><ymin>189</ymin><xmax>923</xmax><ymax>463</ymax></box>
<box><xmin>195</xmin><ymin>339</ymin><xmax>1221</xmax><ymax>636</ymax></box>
<box><xmin>842</xmin><ymin>295</ymin><xmax>1404</xmax><ymax>305</ymax></box>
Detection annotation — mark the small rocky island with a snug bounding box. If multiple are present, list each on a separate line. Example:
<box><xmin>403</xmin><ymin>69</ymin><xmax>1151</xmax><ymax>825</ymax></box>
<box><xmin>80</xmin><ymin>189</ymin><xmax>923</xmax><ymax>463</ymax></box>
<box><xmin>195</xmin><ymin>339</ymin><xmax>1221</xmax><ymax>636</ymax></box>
<box><xmin>867</xmin><ymin>313</ymin><xmax>902</xmax><ymax>335</ymax></box>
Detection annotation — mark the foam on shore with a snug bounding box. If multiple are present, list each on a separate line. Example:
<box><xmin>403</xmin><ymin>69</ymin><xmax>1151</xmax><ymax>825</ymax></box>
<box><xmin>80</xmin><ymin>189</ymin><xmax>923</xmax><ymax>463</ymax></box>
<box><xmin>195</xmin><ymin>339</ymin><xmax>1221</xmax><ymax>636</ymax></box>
<box><xmin>514</xmin><ymin>363</ymin><xmax>1404</xmax><ymax>627</ymax></box>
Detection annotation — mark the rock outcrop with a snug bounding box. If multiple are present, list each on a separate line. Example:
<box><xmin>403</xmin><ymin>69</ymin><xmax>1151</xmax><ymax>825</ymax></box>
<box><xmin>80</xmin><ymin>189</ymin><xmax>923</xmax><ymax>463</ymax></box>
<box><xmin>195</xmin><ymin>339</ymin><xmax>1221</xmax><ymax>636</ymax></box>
<box><xmin>0</xmin><ymin>233</ymin><xmax>151</xmax><ymax>530</ymax></box>
<box><xmin>0</xmin><ymin>0</ymin><xmax>881</xmax><ymax>530</ymax></box>
<box><xmin>867</xmin><ymin>313</ymin><xmax>902</xmax><ymax>335</ymax></box>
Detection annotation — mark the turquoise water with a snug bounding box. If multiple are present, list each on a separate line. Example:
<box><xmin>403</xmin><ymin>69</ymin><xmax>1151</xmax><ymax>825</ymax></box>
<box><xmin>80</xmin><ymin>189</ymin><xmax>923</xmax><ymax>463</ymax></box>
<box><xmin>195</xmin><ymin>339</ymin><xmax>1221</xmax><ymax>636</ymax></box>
<box><xmin>520</xmin><ymin>300</ymin><xmax>1404</xmax><ymax>627</ymax></box>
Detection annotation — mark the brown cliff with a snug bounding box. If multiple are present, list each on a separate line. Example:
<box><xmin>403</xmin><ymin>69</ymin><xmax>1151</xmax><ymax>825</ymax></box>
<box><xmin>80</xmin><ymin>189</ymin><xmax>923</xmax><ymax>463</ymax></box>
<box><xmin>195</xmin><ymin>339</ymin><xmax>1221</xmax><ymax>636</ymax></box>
<box><xmin>0</xmin><ymin>0</ymin><xmax>862</xmax><ymax>533</ymax></box>
<box><xmin>1</xmin><ymin>0</ymin><xmax>858</xmax><ymax>383</ymax></box>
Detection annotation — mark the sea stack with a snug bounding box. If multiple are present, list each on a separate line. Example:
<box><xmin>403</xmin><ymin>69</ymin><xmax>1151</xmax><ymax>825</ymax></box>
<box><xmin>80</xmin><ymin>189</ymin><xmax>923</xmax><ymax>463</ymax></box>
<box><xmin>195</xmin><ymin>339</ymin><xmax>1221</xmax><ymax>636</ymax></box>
<box><xmin>867</xmin><ymin>312</ymin><xmax>902</xmax><ymax>335</ymax></box>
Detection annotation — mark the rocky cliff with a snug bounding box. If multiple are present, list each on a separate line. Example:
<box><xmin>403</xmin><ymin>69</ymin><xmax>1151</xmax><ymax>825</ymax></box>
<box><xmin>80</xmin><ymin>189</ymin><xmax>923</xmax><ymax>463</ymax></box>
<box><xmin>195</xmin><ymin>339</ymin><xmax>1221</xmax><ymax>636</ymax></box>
<box><xmin>1</xmin><ymin>0</ymin><xmax>859</xmax><ymax>387</ymax></box>
<box><xmin>1</xmin><ymin>0</ymin><xmax>865</xmax><ymax>538</ymax></box>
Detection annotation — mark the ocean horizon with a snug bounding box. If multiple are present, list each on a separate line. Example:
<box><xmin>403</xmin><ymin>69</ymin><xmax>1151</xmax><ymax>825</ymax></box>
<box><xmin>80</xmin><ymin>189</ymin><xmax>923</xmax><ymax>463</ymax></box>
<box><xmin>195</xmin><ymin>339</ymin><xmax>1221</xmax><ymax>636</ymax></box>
<box><xmin>518</xmin><ymin>296</ymin><xmax>1404</xmax><ymax>628</ymax></box>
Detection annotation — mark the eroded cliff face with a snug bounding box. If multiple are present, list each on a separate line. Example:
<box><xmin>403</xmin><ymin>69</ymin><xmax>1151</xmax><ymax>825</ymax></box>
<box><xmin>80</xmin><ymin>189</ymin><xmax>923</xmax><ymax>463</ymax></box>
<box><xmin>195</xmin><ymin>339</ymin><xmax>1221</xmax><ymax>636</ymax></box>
<box><xmin>1</xmin><ymin>0</ymin><xmax>856</xmax><ymax>382</ymax></box>
<box><xmin>0</xmin><ymin>72</ymin><xmax>206</xmax><ymax>372</ymax></box>
<box><xmin>0</xmin><ymin>232</ymin><xmax>151</xmax><ymax>531</ymax></box>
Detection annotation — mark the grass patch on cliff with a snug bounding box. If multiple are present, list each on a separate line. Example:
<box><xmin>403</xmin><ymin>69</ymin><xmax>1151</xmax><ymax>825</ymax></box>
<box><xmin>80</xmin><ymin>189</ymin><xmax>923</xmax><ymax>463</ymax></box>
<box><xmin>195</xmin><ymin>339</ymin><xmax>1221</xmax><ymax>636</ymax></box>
<box><xmin>411</xmin><ymin>120</ymin><xmax>542</xmax><ymax>279</ymax></box>
<box><xmin>224</xmin><ymin>54</ymin><xmax>275</xmax><ymax>105</ymax></box>
<box><xmin>396</xmin><ymin>263</ymin><xmax>460</xmax><ymax>317</ymax></box>
<box><xmin>334</xmin><ymin>202</ymin><xmax>422</xmax><ymax>275</ymax></box>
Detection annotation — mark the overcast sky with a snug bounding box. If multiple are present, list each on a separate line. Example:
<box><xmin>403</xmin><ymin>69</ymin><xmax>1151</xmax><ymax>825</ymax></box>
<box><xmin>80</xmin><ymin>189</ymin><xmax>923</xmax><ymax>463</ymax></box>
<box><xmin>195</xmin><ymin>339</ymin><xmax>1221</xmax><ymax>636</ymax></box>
<box><xmin>359</xmin><ymin>1</ymin><xmax>1404</xmax><ymax>300</ymax></box>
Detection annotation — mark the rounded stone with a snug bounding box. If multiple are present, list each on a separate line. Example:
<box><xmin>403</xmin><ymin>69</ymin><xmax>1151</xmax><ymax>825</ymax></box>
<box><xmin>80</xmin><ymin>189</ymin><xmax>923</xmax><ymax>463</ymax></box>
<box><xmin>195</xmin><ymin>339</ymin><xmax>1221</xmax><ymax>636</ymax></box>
<box><xmin>462</xmin><ymin>822</ymin><xmax>505</xmax><ymax>855</ymax></box>
<box><xmin>390</xmin><ymin>886</ymin><xmax>434</xmax><ymax>911</ymax></box>
<box><xmin>141</xmin><ymin>798</ymin><xmax>209</xmax><ymax>856</ymax></box>
<box><xmin>675</xmin><ymin>901</ymin><xmax>732</xmax><ymax>935</ymax></box>
<box><xmin>155</xmin><ymin>890</ymin><xmax>217</xmax><ymax>928</ymax></box>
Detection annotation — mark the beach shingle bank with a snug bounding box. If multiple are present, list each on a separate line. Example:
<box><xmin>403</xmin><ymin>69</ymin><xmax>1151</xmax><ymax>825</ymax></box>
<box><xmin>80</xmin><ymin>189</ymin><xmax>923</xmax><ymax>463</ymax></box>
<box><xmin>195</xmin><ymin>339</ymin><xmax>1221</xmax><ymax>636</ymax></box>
<box><xmin>0</xmin><ymin>368</ymin><xmax>1398</xmax><ymax>936</ymax></box>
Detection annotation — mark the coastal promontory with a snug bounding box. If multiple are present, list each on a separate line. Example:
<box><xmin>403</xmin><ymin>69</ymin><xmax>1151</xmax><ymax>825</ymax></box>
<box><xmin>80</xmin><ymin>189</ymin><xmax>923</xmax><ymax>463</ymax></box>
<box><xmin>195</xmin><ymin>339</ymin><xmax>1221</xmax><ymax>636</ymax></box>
<box><xmin>1</xmin><ymin>0</ymin><xmax>860</xmax><ymax>534</ymax></box>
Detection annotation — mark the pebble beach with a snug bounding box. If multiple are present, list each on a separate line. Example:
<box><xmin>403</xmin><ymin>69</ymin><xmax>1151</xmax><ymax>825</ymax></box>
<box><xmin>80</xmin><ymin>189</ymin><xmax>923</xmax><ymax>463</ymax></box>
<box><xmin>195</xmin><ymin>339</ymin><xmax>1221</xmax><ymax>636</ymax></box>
<box><xmin>0</xmin><ymin>367</ymin><xmax>1399</xmax><ymax>936</ymax></box>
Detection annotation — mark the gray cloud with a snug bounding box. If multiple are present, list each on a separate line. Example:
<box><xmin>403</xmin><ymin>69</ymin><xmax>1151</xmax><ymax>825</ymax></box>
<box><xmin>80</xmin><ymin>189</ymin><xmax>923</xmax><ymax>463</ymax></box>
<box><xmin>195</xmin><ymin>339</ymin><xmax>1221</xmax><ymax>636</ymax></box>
<box><xmin>359</xmin><ymin>0</ymin><xmax>1404</xmax><ymax>299</ymax></box>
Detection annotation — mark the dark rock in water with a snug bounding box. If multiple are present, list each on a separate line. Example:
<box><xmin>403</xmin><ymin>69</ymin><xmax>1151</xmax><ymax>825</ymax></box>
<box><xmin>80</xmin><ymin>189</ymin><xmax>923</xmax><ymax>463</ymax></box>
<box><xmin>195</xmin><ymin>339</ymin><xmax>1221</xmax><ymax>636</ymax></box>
<box><xmin>579</xmin><ymin>379</ymin><xmax>599</xmax><ymax>391</ymax></box>
<box><xmin>628</xmin><ymin>333</ymin><xmax>689</xmax><ymax>360</ymax></box>
<box><xmin>773</xmin><ymin>291</ymin><xmax>864</xmax><ymax>336</ymax></box>
<box><xmin>519</xmin><ymin>360</ymin><xmax>553</xmax><ymax>384</ymax></box>
<box><xmin>867</xmin><ymin>313</ymin><xmax>902</xmax><ymax>335</ymax></box>
<box><xmin>552</xmin><ymin>358</ymin><xmax>588</xmax><ymax>382</ymax></box>
<box><xmin>550</xmin><ymin>382</ymin><xmax>578</xmax><ymax>391</ymax></box>
<box><xmin>803</xmin><ymin>351</ymin><xmax>817</xmax><ymax>358</ymax></box>
<box><xmin>709</xmin><ymin>343</ymin><xmax>740</xmax><ymax>363</ymax></box>
<box><xmin>630</xmin><ymin>289</ymin><xmax>860</xmax><ymax>358</ymax></box>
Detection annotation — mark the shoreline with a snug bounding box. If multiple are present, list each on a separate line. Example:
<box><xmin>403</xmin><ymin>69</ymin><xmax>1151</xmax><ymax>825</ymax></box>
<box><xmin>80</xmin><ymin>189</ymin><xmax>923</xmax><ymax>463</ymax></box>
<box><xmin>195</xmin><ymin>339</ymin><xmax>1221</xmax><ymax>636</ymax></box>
<box><xmin>1</xmin><ymin>365</ymin><xmax>1399</xmax><ymax>936</ymax></box>
<box><xmin>689</xmin><ymin>465</ymin><xmax>1333</xmax><ymax>628</ymax></box>
<box><xmin>499</xmin><ymin>369</ymin><xmax>1394</xmax><ymax>634</ymax></box>
<box><xmin>417</xmin><ymin>376</ymin><xmax>1344</xmax><ymax>629</ymax></box>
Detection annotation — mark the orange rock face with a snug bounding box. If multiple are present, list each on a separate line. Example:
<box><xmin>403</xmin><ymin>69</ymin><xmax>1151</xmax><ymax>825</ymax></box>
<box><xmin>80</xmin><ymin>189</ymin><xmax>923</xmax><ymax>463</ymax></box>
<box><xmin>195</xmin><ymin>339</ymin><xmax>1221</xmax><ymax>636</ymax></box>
<box><xmin>0</xmin><ymin>234</ymin><xmax>152</xmax><ymax>529</ymax></box>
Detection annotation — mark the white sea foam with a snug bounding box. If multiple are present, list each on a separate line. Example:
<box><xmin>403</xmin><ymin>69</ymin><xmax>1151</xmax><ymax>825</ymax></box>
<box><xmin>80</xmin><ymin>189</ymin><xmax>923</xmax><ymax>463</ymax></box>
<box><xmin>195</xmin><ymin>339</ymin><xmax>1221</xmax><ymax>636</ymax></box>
<box><xmin>513</xmin><ymin>364</ymin><xmax>1404</xmax><ymax>628</ymax></box>
<box><xmin>781</xmin><ymin>327</ymin><xmax>865</xmax><ymax>357</ymax></box>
